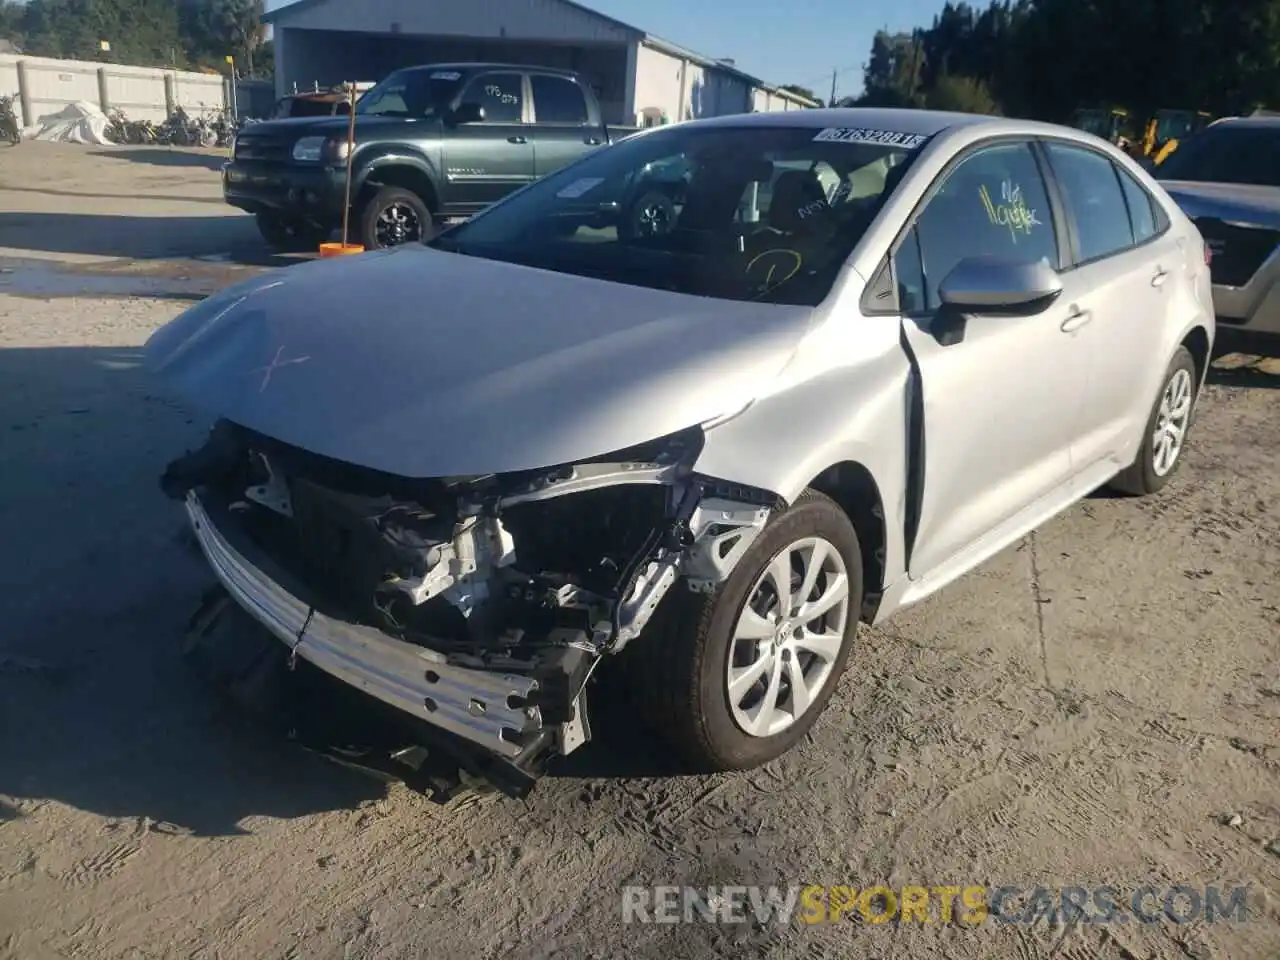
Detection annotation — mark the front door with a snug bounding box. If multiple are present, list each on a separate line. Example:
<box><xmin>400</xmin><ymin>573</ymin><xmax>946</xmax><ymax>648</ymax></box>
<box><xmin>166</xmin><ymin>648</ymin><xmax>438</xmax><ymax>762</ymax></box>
<box><xmin>1039</xmin><ymin>141</ymin><xmax>1183</xmax><ymax>470</ymax></box>
<box><xmin>893</xmin><ymin>140</ymin><xmax>1084</xmax><ymax>579</ymax></box>
<box><xmin>527</xmin><ymin>72</ymin><xmax>603</xmax><ymax>177</ymax></box>
<box><xmin>441</xmin><ymin>71</ymin><xmax>534</xmax><ymax>211</ymax></box>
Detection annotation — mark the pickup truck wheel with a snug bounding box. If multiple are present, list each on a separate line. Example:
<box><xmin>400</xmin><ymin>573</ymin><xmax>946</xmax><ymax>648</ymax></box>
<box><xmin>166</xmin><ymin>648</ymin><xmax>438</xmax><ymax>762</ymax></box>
<box><xmin>359</xmin><ymin>186</ymin><xmax>435</xmax><ymax>249</ymax></box>
<box><xmin>255</xmin><ymin>213</ymin><xmax>328</xmax><ymax>253</ymax></box>
<box><xmin>1108</xmin><ymin>346</ymin><xmax>1198</xmax><ymax>496</ymax></box>
<box><xmin>631</xmin><ymin>490</ymin><xmax>862</xmax><ymax>772</ymax></box>
<box><xmin>625</xmin><ymin>189</ymin><xmax>677</xmax><ymax>238</ymax></box>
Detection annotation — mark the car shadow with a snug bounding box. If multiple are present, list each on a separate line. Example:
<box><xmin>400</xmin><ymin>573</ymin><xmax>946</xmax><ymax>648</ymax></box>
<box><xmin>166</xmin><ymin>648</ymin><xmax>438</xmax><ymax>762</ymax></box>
<box><xmin>0</xmin><ymin>345</ymin><xmax>384</xmax><ymax>837</ymax></box>
<box><xmin>0</xmin><ymin>211</ymin><xmax>304</xmax><ymax>268</ymax></box>
<box><xmin>89</xmin><ymin>146</ymin><xmax>230</xmax><ymax>170</ymax></box>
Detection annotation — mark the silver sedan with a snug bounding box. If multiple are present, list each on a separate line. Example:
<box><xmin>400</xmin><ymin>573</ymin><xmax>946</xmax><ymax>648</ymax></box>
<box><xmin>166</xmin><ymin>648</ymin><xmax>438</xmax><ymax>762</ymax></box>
<box><xmin>147</xmin><ymin>107</ymin><xmax>1215</xmax><ymax>797</ymax></box>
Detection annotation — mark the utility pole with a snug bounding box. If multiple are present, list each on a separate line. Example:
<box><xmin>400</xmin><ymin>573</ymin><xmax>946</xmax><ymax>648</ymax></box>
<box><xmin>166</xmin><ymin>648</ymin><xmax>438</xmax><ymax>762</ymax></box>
<box><xmin>829</xmin><ymin>68</ymin><xmax>838</xmax><ymax>107</ymax></box>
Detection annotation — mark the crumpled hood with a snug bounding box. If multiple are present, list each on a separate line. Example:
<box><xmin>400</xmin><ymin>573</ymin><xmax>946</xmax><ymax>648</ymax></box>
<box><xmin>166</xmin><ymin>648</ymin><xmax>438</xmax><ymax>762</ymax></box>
<box><xmin>1160</xmin><ymin>180</ymin><xmax>1280</xmax><ymax>229</ymax></box>
<box><xmin>145</xmin><ymin>246</ymin><xmax>815</xmax><ymax>478</ymax></box>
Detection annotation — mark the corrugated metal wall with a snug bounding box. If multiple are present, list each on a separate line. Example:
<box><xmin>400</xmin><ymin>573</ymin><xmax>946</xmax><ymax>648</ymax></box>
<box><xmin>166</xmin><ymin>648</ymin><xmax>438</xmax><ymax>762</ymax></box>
<box><xmin>276</xmin><ymin>0</ymin><xmax>635</xmax><ymax>44</ymax></box>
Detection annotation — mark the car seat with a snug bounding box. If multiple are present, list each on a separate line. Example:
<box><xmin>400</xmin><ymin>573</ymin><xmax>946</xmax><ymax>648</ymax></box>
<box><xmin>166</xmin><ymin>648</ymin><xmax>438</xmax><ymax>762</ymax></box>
<box><xmin>768</xmin><ymin>170</ymin><xmax>833</xmax><ymax>235</ymax></box>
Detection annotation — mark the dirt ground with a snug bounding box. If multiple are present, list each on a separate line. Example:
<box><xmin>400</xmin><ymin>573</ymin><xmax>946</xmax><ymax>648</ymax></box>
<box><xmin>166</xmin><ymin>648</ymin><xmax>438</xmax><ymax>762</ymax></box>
<box><xmin>1</xmin><ymin>142</ymin><xmax>1279</xmax><ymax>960</ymax></box>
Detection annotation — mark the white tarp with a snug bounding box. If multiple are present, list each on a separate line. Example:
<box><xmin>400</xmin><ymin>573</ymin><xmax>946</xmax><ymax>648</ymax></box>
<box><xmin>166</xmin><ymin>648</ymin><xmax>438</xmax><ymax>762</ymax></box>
<box><xmin>27</xmin><ymin>100</ymin><xmax>112</xmax><ymax>145</ymax></box>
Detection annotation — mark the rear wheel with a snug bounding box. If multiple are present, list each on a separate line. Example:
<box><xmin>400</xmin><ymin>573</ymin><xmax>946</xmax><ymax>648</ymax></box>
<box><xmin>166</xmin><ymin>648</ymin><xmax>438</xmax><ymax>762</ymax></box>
<box><xmin>1108</xmin><ymin>346</ymin><xmax>1198</xmax><ymax>495</ymax></box>
<box><xmin>358</xmin><ymin>186</ymin><xmax>435</xmax><ymax>250</ymax></box>
<box><xmin>255</xmin><ymin>212</ymin><xmax>329</xmax><ymax>253</ymax></box>
<box><xmin>628</xmin><ymin>491</ymin><xmax>862</xmax><ymax>772</ymax></box>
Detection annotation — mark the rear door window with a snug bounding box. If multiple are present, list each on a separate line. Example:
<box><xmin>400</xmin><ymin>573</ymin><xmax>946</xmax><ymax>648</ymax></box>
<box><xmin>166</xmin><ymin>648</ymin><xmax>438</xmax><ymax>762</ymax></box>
<box><xmin>1116</xmin><ymin>166</ymin><xmax>1159</xmax><ymax>244</ymax></box>
<box><xmin>531</xmin><ymin>75</ymin><xmax>589</xmax><ymax>124</ymax></box>
<box><xmin>1044</xmin><ymin>142</ymin><xmax>1135</xmax><ymax>262</ymax></box>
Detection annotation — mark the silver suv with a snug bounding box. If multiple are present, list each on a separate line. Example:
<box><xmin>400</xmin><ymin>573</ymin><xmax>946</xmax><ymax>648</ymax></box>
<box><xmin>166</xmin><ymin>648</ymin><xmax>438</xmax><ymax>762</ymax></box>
<box><xmin>1157</xmin><ymin>116</ymin><xmax>1280</xmax><ymax>349</ymax></box>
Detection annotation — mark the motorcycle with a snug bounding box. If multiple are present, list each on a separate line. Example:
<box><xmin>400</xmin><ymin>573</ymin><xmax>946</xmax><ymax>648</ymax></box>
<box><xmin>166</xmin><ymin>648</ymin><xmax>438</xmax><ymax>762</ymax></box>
<box><xmin>105</xmin><ymin>108</ymin><xmax>159</xmax><ymax>145</ymax></box>
<box><xmin>0</xmin><ymin>93</ymin><xmax>22</xmax><ymax>146</ymax></box>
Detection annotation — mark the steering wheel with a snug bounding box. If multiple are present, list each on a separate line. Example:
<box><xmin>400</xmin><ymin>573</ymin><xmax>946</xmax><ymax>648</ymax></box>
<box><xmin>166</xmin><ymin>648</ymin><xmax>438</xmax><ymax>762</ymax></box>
<box><xmin>743</xmin><ymin>247</ymin><xmax>803</xmax><ymax>297</ymax></box>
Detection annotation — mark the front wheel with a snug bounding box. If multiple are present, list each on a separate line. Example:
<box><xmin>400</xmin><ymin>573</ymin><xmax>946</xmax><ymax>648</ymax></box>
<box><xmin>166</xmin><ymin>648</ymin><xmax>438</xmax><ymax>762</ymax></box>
<box><xmin>357</xmin><ymin>186</ymin><xmax>435</xmax><ymax>250</ymax></box>
<box><xmin>1108</xmin><ymin>345</ymin><xmax>1199</xmax><ymax>496</ymax></box>
<box><xmin>628</xmin><ymin>490</ymin><xmax>862</xmax><ymax>772</ymax></box>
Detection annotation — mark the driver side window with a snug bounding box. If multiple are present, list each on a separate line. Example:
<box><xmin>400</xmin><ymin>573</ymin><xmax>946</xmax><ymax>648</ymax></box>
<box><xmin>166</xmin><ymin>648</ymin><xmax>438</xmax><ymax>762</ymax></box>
<box><xmin>893</xmin><ymin>141</ymin><xmax>1058</xmax><ymax>312</ymax></box>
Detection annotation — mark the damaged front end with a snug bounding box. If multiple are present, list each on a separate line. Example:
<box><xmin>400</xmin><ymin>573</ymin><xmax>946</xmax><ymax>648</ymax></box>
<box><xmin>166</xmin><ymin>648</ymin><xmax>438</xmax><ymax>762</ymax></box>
<box><xmin>164</xmin><ymin>418</ymin><xmax>778</xmax><ymax>798</ymax></box>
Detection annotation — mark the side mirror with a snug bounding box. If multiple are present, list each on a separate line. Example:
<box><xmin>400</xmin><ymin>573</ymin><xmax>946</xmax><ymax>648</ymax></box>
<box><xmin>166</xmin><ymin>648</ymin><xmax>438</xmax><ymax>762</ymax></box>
<box><xmin>450</xmin><ymin>102</ymin><xmax>485</xmax><ymax>125</ymax></box>
<box><xmin>938</xmin><ymin>256</ymin><xmax>1062</xmax><ymax>312</ymax></box>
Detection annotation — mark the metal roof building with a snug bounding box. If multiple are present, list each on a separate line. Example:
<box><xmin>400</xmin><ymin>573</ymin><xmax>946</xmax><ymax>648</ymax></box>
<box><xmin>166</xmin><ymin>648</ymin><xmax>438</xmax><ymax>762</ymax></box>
<box><xmin>263</xmin><ymin>0</ymin><xmax>818</xmax><ymax>126</ymax></box>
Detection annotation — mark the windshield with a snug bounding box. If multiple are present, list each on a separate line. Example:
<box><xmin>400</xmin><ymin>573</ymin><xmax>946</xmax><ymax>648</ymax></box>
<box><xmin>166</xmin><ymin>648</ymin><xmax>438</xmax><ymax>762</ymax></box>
<box><xmin>1156</xmin><ymin>125</ymin><xmax>1280</xmax><ymax>186</ymax></box>
<box><xmin>1155</xmin><ymin>112</ymin><xmax>1195</xmax><ymax>144</ymax></box>
<box><xmin>427</xmin><ymin>124</ymin><xmax>926</xmax><ymax>305</ymax></box>
<box><xmin>1074</xmin><ymin>111</ymin><xmax>1108</xmax><ymax>137</ymax></box>
<box><xmin>355</xmin><ymin>68</ymin><xmax>464</xmax><ymax>118</ymax></box>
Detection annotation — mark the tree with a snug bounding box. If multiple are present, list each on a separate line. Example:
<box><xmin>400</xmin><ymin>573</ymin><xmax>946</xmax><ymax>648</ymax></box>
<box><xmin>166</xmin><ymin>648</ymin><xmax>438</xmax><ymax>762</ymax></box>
<box><xmin>0</xmin><ymin>1</ymin><xmax>24</xmax><ymax>44</ymax></box>
<box><xmin>925</xmin><ymin>74</ymin><xmax>1000</xmax><ymax>114</ymax></box>
<box><xmin>17</xmin><ymin>0</ymin><xmax>183</xmax><ymax>65</ymax></box>
<box><xmin>214</xmin><ymin>0</ymin><xmax>265</xmax><ymax>76</ymax></box>
<box><xmin>860</xmin><ymin>30</ymin><xmax>926</xmax><ymax>107</ymax></box>
<box><xmin>779</xmin><ymin>83</ymin><xmax>817</xmax><ymax>103</ymax></box>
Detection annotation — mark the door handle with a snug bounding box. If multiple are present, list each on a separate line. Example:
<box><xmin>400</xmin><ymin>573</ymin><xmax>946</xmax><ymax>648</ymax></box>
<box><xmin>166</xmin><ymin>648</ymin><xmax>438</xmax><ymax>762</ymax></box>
<box><xmin>507</xmin><ymin>135</ymin><xmax>527</xmax><ymax>144</ymax></box>
<box><xmin>1060</xmin><ymin>306</ymin><xmax>1093</xmax><ymax>333</ymax></box>
<box><xmin>1151</xmin><ymin>266</ymin><xmax>1169</xmax><ymax>287</ymax></box>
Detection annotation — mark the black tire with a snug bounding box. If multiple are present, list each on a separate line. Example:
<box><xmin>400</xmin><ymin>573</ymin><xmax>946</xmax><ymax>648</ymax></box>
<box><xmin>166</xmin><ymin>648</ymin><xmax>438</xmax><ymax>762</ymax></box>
<box><xmin>624</xmin><ymin>189</ymin><xmax>677</xmax><ymax>239</ymax></box>
<box><xmin>255</xmin><ymin>212</ymin><xmax>329</xmax><ymax>253</ymax></box>
<box><xmin>1108</xmin><ymin>345</ymin><xmax>1199</xmax><ymax>496</ymax></box>
<box><xmin>627</xmin><ymin>490</ymin><xmax>863</xmax><ymax>772</ymax></box>
<box><xmin>357</xmin><ymin>185</ymin><xmax>435</xmax><ymax>250</ymax></box>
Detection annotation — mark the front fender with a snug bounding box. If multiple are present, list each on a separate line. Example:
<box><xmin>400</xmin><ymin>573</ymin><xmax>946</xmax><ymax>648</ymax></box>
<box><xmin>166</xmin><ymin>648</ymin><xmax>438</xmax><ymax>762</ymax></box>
<box><xmin>694</xmin><ymin>314</ymin><xmax>912</xmax><ymax>587</ymax></box>
<box><xmin>352</xmin><ymin>145</ymin><xmax>442</xmax><ymax>196</ymax></box>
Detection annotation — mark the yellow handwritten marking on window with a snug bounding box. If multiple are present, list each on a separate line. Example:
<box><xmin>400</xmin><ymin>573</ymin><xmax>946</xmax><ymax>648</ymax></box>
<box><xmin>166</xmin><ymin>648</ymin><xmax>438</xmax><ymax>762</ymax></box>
<box><xmin>978</xmin><ymin>180</ymin><xmax>1042</xmax><ymax>242</ymax></box>
<box><xmin>746</xmin><ymin>249</ymin><xmax>803</xmax><ymax>295</ymax></box>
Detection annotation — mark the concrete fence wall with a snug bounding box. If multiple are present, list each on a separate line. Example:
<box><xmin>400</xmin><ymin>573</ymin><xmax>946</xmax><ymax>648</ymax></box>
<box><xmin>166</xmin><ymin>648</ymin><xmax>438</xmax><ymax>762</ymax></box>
<box><xmin>0</xmin><ymin>53</ymin><xmax>275</xmax><ymax>127</ymax></box>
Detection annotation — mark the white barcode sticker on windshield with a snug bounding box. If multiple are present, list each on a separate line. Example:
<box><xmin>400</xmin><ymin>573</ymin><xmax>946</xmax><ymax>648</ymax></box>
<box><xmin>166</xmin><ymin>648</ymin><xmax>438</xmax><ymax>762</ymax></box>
<box><xmin>556</xmin><ymin>177</ymin><xmax>605</xmax><ymax>198</ymax></box>
<box><xmin>813</xmin><ymin>127</ymin><xmax>927</xmax><ymax>148</ymax></box>
<box><xmin>430</xmin><ymin>71</ymin><xmax>462</xmax><ymax>80</ymax></box>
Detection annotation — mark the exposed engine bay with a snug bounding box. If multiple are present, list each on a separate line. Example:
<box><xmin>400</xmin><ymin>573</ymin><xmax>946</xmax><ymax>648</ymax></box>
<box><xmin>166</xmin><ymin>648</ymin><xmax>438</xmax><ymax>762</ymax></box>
<box><xmin>163</xmin><ymin>418</ymin><xmax>778</xmax><ymax>797</ymax></box>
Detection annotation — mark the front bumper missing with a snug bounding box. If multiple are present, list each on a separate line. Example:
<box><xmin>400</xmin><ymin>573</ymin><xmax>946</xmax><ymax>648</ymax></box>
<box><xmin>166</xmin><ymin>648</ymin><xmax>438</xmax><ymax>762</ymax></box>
<box><xmin>185</xmin><ymin>491</ymin><xmax>543</xmax><ymax>762</ymax></box>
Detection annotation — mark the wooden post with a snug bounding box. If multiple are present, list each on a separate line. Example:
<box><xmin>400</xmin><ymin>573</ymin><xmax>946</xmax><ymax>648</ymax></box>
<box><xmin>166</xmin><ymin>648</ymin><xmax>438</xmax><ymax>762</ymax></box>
<box><xmin>340</xmin><ymin>83</ymin><xmax>357</xmax><ymax>246</ymax></box>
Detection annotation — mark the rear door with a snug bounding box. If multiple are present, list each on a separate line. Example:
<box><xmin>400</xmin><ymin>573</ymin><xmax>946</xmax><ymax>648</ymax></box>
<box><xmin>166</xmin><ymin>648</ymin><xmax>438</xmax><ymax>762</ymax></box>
<box><xmin>441</xmin><ymin>70</ymin><xmax>534</xmax><ymax>209</ymax></box>
<box><xmin>1039</xmin><ymin>140</ymin><xmax>1179</xmax><ymax>471</ymax></box>
<box><xmin>893</xmin><ymin>140</ymin><xmax>1084</xmax><ymax>579</ymax></box>
<box><xmin>528</xmin><ymin>72</ymin><xmax>604</xmax><ymax>178</ymax></box>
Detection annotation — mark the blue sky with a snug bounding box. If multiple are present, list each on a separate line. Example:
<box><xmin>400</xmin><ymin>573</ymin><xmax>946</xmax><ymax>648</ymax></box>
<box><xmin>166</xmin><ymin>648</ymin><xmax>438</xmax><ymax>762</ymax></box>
<box><xmin>264</xmin><ymin>0</ymin><xmax>954</xmax><ymax>99</ymax></box>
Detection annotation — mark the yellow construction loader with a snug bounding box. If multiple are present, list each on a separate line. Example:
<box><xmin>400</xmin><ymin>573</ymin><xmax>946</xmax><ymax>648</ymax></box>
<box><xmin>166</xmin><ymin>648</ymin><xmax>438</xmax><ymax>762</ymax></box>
<box><xmin>1138</xmin><ymin>109</ymin><xmax>1214</xmax><ymax>166</ymax></box>
<box><xmin>1070</xmin><ymin>107</ymin><xmax>1132</xmax><ymax>147</ymax></box>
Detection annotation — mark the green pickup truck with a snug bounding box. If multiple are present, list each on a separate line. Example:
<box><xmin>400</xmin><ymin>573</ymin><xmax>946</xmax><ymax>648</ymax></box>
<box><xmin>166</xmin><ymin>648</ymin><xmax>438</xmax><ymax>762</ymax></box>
<box><xmin>224</xmin><ymin>63</ymin><xmax>640</xmax><ymax>252</ymax></box>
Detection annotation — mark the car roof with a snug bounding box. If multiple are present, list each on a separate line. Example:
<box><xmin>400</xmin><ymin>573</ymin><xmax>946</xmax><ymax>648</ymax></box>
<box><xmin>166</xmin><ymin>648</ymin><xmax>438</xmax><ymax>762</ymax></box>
<box><xmin>690</xmin><ymin>107</ymin><xmax>996</xmax><ymax>135</ymax></box>
<box><xmin>1206</xmin><ymin>115</ymin><xmax>1280</xmax><ymax>129</ymax></box>
<box><xmin>687</xmin><ymin>107</ymin><xmax>1095</xmax><ymax>143</ymax></box>
<box><xmin>399</xmin><ymin>62</ymin><xmax>578</xmax><ymax>77</ymax></box>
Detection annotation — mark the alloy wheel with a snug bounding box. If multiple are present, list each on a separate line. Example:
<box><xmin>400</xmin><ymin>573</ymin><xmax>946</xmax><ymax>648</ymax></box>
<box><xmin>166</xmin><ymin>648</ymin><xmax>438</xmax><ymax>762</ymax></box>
<box><xmin>1152</xmin><ymin>367</ymin><xmax>1193</xmax><ymax>477</ymax></box>
<box><xmin>726</xmin><ymin>536</ymin><xmax>850</xmax><ymax>738</ymax></box>
<box><xmin>375</xmin><ymin>202</ymin><xmax>422</xmax><ymax>247</ymax></box>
